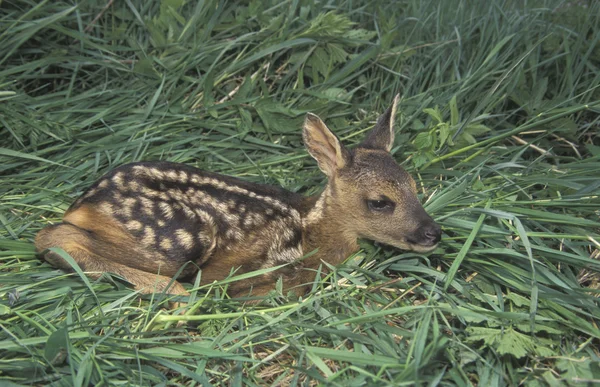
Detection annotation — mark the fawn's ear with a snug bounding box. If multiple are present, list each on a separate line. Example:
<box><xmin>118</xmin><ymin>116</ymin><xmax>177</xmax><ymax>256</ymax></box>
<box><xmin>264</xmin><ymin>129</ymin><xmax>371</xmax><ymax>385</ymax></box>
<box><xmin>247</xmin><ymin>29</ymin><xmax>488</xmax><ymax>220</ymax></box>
<box><xmin>359</xmin><ymin>94</ymin><xmax>399</xmax><ymax>152</ymax></box>
<box><xmin>303</xmin><ymin>113</ymin><xmax>350</xmax><ymax>177</ymax></box>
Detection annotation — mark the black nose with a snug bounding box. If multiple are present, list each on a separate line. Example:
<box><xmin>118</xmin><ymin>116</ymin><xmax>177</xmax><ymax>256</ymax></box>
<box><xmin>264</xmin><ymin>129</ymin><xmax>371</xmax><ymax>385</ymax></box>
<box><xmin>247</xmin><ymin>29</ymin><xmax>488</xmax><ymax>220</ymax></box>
<box><xmin>423</xmin><ymin>223</ymin><xmax>442</xmax><ymax>245</ymax></box>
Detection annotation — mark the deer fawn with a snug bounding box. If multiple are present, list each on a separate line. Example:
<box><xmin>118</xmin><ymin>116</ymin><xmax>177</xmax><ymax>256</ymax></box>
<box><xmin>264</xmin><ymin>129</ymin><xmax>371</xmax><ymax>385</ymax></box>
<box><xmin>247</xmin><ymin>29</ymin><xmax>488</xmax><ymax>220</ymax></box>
<box><xmin>35</xmin><ymin>96</ymin><xmax>441</xmax><ymax>300</ymax></box>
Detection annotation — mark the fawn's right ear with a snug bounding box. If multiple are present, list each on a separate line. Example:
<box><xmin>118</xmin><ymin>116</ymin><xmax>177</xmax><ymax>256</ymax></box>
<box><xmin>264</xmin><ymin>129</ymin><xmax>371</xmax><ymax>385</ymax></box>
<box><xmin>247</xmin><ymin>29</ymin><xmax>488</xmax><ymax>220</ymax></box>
<box><xmin>359</xmin><ymin>94</ymin><xmax>399</xmax><ymax>152</ymax></box>
<box><xmin>303</xmin><ymin>113</ymin><xmax>350</xmax><ymax>177</ymax></box>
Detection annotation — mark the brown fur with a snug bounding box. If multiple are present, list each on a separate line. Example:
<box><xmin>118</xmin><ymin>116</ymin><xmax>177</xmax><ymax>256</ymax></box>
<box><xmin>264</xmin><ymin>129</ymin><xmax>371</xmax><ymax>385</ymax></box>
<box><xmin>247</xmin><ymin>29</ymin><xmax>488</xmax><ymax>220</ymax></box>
<box><xmin>35</xmin><ymin>220</ymin><xmax>187</xmax><ymax>295</ymax></box>
<box><xmin>35</xmin><ymin>95</ymin><xmax>441</xmax><ymax>301</ymax></box>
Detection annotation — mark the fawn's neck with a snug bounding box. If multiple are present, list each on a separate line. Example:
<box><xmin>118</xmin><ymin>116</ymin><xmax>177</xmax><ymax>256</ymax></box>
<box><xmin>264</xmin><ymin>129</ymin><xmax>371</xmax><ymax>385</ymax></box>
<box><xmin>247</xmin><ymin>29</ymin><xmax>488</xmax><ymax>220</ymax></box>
<box><xmin>300</xmin><ymin>184</ymin><xmax>359</xmax><ymax>267</ymax></box>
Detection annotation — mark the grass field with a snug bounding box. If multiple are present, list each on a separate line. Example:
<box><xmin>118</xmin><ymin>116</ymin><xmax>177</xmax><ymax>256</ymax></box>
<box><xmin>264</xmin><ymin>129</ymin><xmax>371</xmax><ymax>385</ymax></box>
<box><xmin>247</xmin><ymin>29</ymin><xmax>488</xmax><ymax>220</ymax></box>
<box><xmin>1</xmin><ymin>0</ymin><xmax>600</xmax><ymax>385</ymax></box>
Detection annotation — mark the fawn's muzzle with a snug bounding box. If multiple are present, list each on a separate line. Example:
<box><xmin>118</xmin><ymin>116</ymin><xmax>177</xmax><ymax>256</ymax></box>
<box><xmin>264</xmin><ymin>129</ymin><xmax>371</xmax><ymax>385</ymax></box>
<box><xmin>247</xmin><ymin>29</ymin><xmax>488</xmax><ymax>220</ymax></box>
<box><xmin>407</xmin><ymin>220</ymin><xmax>442</xmax><ymax>248</ymax></box>
<box><xmin>421</xmin><ymin>222</ymin><xmax>442</xmax><ymax>245</ymax></box>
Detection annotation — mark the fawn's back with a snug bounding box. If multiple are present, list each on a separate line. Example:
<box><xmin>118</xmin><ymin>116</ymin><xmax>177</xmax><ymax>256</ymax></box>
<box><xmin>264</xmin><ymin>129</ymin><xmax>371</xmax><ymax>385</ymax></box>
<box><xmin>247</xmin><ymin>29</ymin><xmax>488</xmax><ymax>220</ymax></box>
<box><xmin>35</xmin><ymin>95</ymin><xmax>441</xmax><ymax>299</ymax></box>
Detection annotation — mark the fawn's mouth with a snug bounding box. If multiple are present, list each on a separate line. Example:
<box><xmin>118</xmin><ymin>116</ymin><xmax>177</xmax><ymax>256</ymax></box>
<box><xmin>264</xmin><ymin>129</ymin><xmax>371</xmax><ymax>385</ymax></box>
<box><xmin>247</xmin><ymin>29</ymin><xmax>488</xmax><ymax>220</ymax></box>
<box><xmin>366</xmin><ymin>231</ymin><xmax>440</xmax><ymax>253</ymax></box>
<box><xmin>406</xmin><ymin>241</ymin><xmax>439</xmax><ymax>253</ymax></box>
<box><xmin>393</xmin><ymin>236</ymin><xmax>439</xmax><ymax>253</ymax></box>
<box><xmin>381</xmin><ymin>238</ymin><xmax>438</xmax><ymax>253</ymax></box>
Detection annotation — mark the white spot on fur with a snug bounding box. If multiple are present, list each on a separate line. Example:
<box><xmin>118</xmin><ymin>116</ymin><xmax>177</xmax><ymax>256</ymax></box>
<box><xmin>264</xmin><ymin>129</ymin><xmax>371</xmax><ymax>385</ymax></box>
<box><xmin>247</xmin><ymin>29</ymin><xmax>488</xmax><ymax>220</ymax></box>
<box><xmin>112</xmin><ymin>172</ymin><xmax>126</xmax><ymax>190</ymax></box>
<box><xmin>112</xmin><ymin>191</ymin><xmax>124</xmax><ymax>202</ymax></box>
<box><xmin>225</xmin><ymin>228</ymin><xmax>243</xmax><ymax>241</ymax></box>
<box><xmin>149</xmin><ymin>168</ymin><xmax>164</xmax><ymax>179</ymax></box>
<box><xmin>126</xmin><ymin>220</ymin><xmax>142</xmax><ymax>231</ymax></box>
<box><xmin>159</xmin><ymin>202</ymin><xmax>174</xmax><ymax>219</ymax></box>
<box><xmin>141</xmin><ymin>188</ymin><xmax>158</xmax><ymax>198</ymax></box>
<box><xmin>178</xmin><ymin>171</ymin><xmax>188</xmax><ymax>183</ymax></box>
<box><xmin>176</xmin><ymin>229</ymin><xmax>194</xmax><ymax>250</ymax></box>
<box><xmin>158</xmin><ymin>192</ymin><xmax>169</xmax><ymax>201</ymax></box>
<box><xmin>123</xmin><ymin>197</ymin><xmax>137</xmax><ymax>208</ymax></box>
<box><xmin>142</xmin><ymin>226</ymin><xmax>156</xmax><ymax>246</ymax></box>
<box><xmin>181</xmin><ymin>203</ymin><xmax>196</xmax><ymax>219</ymax></box>
<box><xmin>84</xmin><ymin>188</ymin><xmax>98</xmax><ymax>199</ymax></box>
<box><xmin>160</xmin><ymin>237</ymin><xmax>172</xmax><ymax>250</ymax></box>
<box><xmin>139</xmin><ymin>197</ymin><xmax>155</xmax><ymax>216</ymax></box>
<box><xmin>166</xmin><ymin>170</ymin><xmax>179</xmax><ymax>181</ymax></box>
<box><xmin>128</xmin><ymin>180</ymin><xmax>141</xmax><ymax>191</ymax></box>
<box><xmin>98</xmin><ymin>202</ymin><xmax>114</xmax><ymax>214</ymax></box>
<box><xmin>115</xmin><ymin>197</ymin><xmax>133</xmax><ymax>217</ymax></box>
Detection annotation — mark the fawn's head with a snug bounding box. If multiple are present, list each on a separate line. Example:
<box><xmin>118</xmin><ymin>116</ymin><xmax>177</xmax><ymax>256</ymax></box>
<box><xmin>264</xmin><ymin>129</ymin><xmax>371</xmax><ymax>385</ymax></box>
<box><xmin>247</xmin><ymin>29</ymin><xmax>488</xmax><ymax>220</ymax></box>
<box><xmin>303</xmin><ymin>95</ymin><xmax>441</xmax><ymax>253</ymax></box>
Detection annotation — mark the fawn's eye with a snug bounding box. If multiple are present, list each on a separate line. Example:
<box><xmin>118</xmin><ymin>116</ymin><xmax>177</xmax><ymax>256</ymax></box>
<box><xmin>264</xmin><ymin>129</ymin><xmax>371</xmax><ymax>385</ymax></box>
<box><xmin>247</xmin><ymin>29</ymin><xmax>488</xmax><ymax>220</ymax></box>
<box><xmin>366</xmin><ymin>198</ymin><xmax>395</xmax><ymax>213</ymax></box>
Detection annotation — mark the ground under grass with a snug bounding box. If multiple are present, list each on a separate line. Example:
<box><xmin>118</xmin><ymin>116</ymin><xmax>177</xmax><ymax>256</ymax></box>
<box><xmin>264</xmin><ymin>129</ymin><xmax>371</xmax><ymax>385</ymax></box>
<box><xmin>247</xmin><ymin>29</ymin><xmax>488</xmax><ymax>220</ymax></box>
<box><xmin>1</xmin><ymin>0</ymin><xmax>599</xmax><ymax>385</ymax></box>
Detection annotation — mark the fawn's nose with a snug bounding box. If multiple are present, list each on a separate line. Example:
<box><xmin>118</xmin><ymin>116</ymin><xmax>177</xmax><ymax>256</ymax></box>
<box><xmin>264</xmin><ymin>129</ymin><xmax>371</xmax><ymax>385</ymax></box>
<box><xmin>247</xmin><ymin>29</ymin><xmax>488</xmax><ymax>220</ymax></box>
<box><xmin>406</xmin><ymin>221</ymin><xmax>442</xmax><ymax>247</ymax></box>
<box><xmin>423</xmin><ymin>223</ymin><xmax>442</xmax><ymax>245</ymax></box>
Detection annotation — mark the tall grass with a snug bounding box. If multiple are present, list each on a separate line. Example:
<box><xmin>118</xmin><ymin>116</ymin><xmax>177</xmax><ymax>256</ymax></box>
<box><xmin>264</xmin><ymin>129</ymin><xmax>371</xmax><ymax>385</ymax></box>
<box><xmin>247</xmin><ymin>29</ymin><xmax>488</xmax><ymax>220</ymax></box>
<box><xmin>1</xmin><ymin>0</ymin><xmax>599</xmax><ymax>385</ymax></box>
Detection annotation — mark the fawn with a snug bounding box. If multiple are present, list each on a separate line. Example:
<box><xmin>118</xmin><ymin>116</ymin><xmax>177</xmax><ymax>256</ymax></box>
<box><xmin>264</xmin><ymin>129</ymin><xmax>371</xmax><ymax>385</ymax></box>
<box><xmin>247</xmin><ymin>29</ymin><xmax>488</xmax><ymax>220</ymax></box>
<box><xmin>35</xmin><ymin>96</ymin><xmax>441</xmax><ymax>300</ymax></box>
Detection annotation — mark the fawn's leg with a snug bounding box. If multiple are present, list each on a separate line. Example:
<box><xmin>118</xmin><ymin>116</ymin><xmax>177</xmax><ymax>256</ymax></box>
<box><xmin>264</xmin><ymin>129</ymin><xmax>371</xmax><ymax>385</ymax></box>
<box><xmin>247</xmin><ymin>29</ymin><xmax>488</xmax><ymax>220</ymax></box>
<box><xmin>36</xmin><ymin>222</ymin><xmax>188</xmax><ymax>296</ymax></box>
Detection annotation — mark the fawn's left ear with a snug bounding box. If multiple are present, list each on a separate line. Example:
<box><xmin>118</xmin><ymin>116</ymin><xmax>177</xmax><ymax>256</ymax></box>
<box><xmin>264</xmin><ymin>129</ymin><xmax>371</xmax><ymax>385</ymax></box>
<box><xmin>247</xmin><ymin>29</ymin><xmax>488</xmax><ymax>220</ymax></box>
<box><xmin>359</xmin><ymin>94</ymin><xmax>399</xmax><ymax>152</ymax></box>
<box><xmin>303</xmin><ymin>113</ymin><xmax>351</xmax><ymax>177</ymax></box>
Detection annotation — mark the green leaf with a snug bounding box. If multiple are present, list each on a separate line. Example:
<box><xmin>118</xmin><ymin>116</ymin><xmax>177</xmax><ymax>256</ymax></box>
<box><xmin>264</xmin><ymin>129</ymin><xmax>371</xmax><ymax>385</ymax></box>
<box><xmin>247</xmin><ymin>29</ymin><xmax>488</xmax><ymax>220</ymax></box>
<box><xmin>414</xmin><ymin>132</ymin><xmax>433</xmax><ymax>150</ymax></box>
<box><xmin>466</xmin><ymin>327</ymin><xmax>501</xmax><ymax>346</ymax></box>
<box><xmin>133</xmin><ymin>57</ymin><xmax>160</xmax><ymax>78</ymax></box>
<box><xmin>461</xmin><ymin>132</ymin><xmax>478</xmax><ymax>144</ymax></box>
<box><xmin>424</xmin><ymin>178</ymin><xmax>469</xmax><ymax>214</ymax></box>
<box><xmin>412</xmin><ymin>119</ymin><xmax>425</xmax><ymax>131</ymax></box>
<box><xmin>482</xmin><ymin>33</ymin><xmax>515</xmax><ymax>66</ymax></box>
<box><xmin>423</xmin><ymin>107</ymin><xmax>443</xmax><ymax>124</ymax></box>
<box><xmin>309</xmin><ymin>46</ymin><xmax>330</xmax><ymax>78</ymax></box>
<box><xmin>303</xmin><ymin>345</ymin><xmax>400</xmax><ymax>366</ymax></box>
<box><xmin>327</xmin><ymin>43</ymin><xmax>349</xmax><ymax>64</ymax></box>
<box><xmin>496</xmin><ymin>327</ymin><xmax>530</xmax><ymax>358</ymax></box>
<box><xmin>0</xmin><ymin>147</ymin><xmax>66</xmax><ymax>167</ymax></box>
<box><xmin>465</xmin><ymin>124</ymin><xmax>492</xmax><ymax>136</ymax></box>
<box><xmin>467</xmin><ymin>326</ymin><xmax>556</xmax><ymax>359</ymax></box>
<box><xmin>44</xmin><ymin>327</ymin><xmax>69</xmax><ymax>365</ymax></box>
<box><xmin>230</xmin><ymin>38</ymin><xmax>316</xmax><ymax>72</ymax></box>
<box><xmin>449</xmin><ymin>95</ymin><xmax>459</xmax><ymax>126</ymax></box>
<box><xmin>163</xmin><ymin>0</ymin><xmax>185</xmax><ymax>9</ymax></box>
<box><xmin>444</xmin><ymin>200</ymin><xmax>489</xmax><ymax>290</ymax></box>
<box><xmin>254</xmin><ymin>99</ymin><xmax>299</xmax><ymax>134</ymax></box>
<box><xmin>0</xmin><ymin>304</ymin><xmax>11</xmax><ymax>315</ymax></box>
<box><xmin>346</xmin><ymin>28</ymin><xmax>377</xmax><ymax>41</ymax></box>
<box><xmin>556</xmin><ymin>357</ymin><xmax>600</xmax><ymax>383</ymax></box>
<box><xmin>325</xmin><ymin>45</ymin><xmax>380</xmax><ymax>85</ymax></box>
<box><xmin>439</xmin><ymin>124</ymin><xmax>450</xmax><ymax>148</ymax></box>
<box><xmin>412</xmin><ymin>152</ymin><xmax>429</xmax><ymax>168</ymax></box>
<box><xmin>586</xmin><ymin>144</ymin><xmax>600</xmax><ymax>156</ymax></box>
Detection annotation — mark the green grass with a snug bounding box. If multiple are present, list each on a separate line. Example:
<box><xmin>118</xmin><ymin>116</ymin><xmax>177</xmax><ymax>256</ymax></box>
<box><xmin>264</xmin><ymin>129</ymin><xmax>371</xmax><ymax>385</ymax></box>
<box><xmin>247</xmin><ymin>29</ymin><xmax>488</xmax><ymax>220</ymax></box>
<box><xmin>1</xmin><ymin>0</ymin><xmax>600</xmax><ymax>385</ymax></box>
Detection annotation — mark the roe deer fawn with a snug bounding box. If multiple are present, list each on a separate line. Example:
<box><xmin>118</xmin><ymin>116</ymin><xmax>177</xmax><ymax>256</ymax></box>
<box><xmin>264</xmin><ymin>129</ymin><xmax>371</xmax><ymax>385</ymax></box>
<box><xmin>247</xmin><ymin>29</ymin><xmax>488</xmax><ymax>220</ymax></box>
<box><xmin>35</xmin><ymin>95</ymin><xmax>441</xmax><ymax>299</ymax></box>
